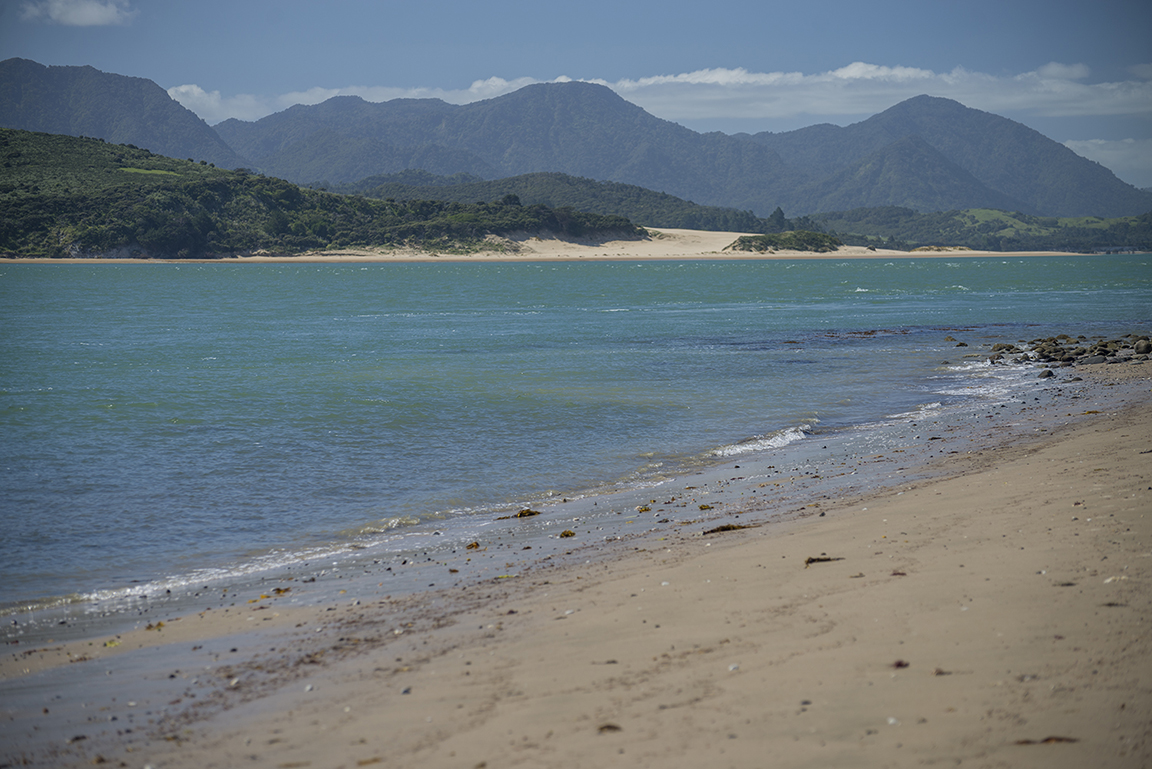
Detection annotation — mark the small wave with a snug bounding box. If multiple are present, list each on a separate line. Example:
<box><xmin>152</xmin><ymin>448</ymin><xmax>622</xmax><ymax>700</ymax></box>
<box><xmin>854</xmin><ymin>288</ymin><xmax>870</xmax><ymax>292</ymax></box>
<box><xmin>342</xmin><ymin>515</ymin><xmax>422</xmax><ymax>536</ymax></box>
<box><xmin>0</xmin><ymin>592</ymin><xmax>87</xmax><ymax>617</ymax></box>
<box><xmin>712</xmin><ymin>425</ymin><xmax>810</xmax><ymax>457</ymax></box>
<box><xmin>885</xmin><ymin>402</ymin><xmax>943</xmax><ymax>420</ymax></box>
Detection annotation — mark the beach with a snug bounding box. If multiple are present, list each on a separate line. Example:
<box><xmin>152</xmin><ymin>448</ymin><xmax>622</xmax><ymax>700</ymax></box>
<box><xmin>3</xmin><ymin>359</ymin><xmax>1149</xmax><ymax>768</ymax></box>
<box><xmin>0</xmin><ymin>227</ymin><xmax>1082</xmax><ymax>263</ymax></box>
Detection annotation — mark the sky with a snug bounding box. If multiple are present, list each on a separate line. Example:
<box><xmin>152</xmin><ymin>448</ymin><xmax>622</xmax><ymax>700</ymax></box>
<box><xmin>2</xmin><ymin>0</ymin><xmax>1151</xmax><ymax>187</ymax></box>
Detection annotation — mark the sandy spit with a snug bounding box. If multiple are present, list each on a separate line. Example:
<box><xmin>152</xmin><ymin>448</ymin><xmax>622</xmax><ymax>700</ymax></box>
<box><xmin>4</xmin><ymin>364</ymin><xmax>1149</xmax><ymax>768</ymax></box>
<box><xmin>0</xmin><ymin>228</ymin><xmax>1082</xmax><ymax>263</ymax></box>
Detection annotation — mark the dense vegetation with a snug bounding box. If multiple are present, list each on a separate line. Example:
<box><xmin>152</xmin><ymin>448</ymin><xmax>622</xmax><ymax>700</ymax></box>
<box><xmin>333</xmin><ymin>170</ymin><xmax>824</xmax><ymax>234</ymax></box>
<box><xmin>813</xmin><ymin>207</ymin><xmax>1152</xmax><ymax>252</ymax></box>
<box><xmin>724</xmin><ymin>231</ymin><xmax>843</xmax><ymax>253</ymax></box>
<box><xmin>0</xmin><ymin>129</ymin><xmax>643</xmax><ymax>258</ymax></box>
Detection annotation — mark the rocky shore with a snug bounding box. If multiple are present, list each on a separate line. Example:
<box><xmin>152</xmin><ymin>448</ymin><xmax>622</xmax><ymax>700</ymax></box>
<box><xmin>948</xmin><ymin>332</ymin><xmax>1150</xmax><ymax>376</ymax></box>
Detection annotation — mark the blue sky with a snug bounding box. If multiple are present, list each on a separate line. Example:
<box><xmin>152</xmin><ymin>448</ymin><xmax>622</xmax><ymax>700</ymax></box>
<box><xmin>2</xmin><ymin>0</ymin><xmax>1150</xmax><ymax>186</ymax></box>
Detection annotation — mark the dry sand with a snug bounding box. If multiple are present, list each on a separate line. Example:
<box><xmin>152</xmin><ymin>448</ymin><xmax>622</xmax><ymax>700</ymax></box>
<box><xmin>4</xmin><ymin>364</ymin><xmax>1149</xmax><ymax>768</ymax></box>
<box><xmin>0</xmin><ymin>228</ymin><xmax>1082</xmax><ymax>263</ymax></box>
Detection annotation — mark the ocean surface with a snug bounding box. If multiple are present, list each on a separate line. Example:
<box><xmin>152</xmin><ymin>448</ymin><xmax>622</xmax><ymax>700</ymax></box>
<box><xmin>2</xmin><ymin>255</ymin><xmax>1149</xmax><ymax>617</ymax></box>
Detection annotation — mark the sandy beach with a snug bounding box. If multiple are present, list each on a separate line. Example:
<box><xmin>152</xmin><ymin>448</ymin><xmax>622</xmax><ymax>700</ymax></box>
<box><xmin>0</xmin><ymin>227</ymin><xmax>1083</xmax><ymax>263</ymax></box>
<box><xmin>3</xmin><ymin>359</ymin><xmax>1149</xmax><ymax>768</ymax></box>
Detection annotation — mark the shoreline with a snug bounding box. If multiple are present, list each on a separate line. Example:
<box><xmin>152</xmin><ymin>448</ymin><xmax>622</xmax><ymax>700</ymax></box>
<box><xmin>3</xmin><ymin>362</ymin><xmax>1149</xmax><ymax>767</ymax></box>
<box><xmin>0</xmin><ymin>228</ymin><xmax>1090</xmax><ymax>263</ymax></box>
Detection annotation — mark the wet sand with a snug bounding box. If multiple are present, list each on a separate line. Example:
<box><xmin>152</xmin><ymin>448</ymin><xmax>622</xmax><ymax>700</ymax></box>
<box><xmin>3</xmin><ymin>362</ymin><xmax>1149</xmax><ymax>768</ymax></box>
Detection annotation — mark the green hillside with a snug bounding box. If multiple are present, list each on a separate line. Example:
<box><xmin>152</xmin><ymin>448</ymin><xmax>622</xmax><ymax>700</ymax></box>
<box><xmin>333</xmin><ymin>170</ymin><xmax>823</xmax><ymax>233</ymax></box>
<box><xmin>0</xmin><ymin>129</ymin><xmax>643</xmax><ymax>258</ymax></box>
<box><xmin>724</xmin><ymin>231</ymin><xmax>843</xmax><ymax>253</ymax></box>
<box><xmin>813</xmin><ymin>207</ymin><xmax>1152</xmax><ymax>252</ymax></box>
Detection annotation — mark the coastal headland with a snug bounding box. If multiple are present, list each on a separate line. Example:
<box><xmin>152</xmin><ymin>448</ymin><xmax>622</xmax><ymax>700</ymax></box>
<box><xmin>2</xmin><ymin>352</ymin><xmax>1149</xmax><ymax>768</ymax></box>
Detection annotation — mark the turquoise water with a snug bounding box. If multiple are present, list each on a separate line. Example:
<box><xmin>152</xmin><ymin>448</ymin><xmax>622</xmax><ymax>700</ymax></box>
<box><xmin>1</xmin><ymin>256</ymin><xmax>1149</xmax><ymax>607</ymax></box>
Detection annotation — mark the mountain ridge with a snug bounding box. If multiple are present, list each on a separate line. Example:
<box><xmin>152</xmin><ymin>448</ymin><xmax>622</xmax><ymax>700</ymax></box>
<box><xmin>211</xmin><ymin>83</ymin><xmax>1152</xmax><ymax>217</ymax></box>
<box><xmin>3</xmin><ymin>59</ymin><xmax>1150</xmax><ymax>218</ymax></box>
<box><xmin>0</xmin><ymin>58</ymin><xmax>246</xmax><ymax>169</ymax></box>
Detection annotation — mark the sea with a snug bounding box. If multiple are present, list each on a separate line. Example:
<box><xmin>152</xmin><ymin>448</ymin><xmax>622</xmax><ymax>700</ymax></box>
<box><xmin>2</xmin><ymin>255</ymin><xmax>1150</xmax><ymax>635</ymax></box>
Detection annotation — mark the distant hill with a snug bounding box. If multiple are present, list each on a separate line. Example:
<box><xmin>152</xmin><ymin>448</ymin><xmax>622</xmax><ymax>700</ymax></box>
<box><xmin>333</xmin><ymin>170</ymin><xmax>822</xmax><ymax>233</ymax></box>
<box><xmin>813</xmin><ymin>206</ymin><xmax>1152</xmax><ymax>253</ymax></box>
<box><xmin>0</xmin><ymin>58</ymin><xmax>246</xmax><ymax>169</ymax></box>
<box><xmin>0</xmin><ymin>128</ymin><xmax>642</xmax><ymax>258</ymax></box>
<box><xmin>745</xmin><ymin>95</ymin><xmax>1152</xmax><ymax>217</ymax></box>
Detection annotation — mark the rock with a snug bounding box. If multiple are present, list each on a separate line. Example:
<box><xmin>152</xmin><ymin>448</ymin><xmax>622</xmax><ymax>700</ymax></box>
<box><xmin>1079</xmin><ymin>355</ymin><xmax>1108</xmax><ymax>365</ymax></box>
<box><xmin>1038</xmin><ymin>369</ymin><xmax>1055</xmax><ymax>378</ymax></box>
<box><xmin>1135</xmin><ymin>340</ymin><xmax>1152</xmax><ymax>355</ymax></box>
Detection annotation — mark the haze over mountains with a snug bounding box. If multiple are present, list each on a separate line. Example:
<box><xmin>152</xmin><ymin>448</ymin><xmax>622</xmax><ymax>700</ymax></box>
<box><xmin>3</xmin><ymin>58</ymin><xmax>1150</xmax><ymax>219</ymax></box>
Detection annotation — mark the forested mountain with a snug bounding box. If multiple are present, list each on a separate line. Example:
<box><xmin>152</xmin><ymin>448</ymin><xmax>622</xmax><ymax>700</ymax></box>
<box><xmin>0</xmin><ymin>58</ymin><xmax>246</xmax><ymax>169</ymax></box>
<box><xmin>333</xmin><ymin>170</ymin><xmax>821</xmax><ymax>233</ymax></box>
<box><xmin>0</xmin><ymin>129</ymin><xmax>641</xmax><ymax>258</ymax></box>
<box><xmin>745</xmin><ymin>96</ymin><xmax>1151</xmax><ymax>217</ymax></box>
<box><xmin>219</xmin><ymin>85</ymin><xmax>1151</xmax><ymax>218</ymax></box>
<box><xmin>218</xmin><ymin>83</ymin><xmax>807</xmax><ymax>214</ymax></box>
<box><xmin>783</xmin><ymin>135</ymin><xmax>1032</xmax><ymax>214</ymax></box>
<box><xmin>4</xmin><ymin>58</ymin><xmax>1150</xmax><ymax>219</ymax></box>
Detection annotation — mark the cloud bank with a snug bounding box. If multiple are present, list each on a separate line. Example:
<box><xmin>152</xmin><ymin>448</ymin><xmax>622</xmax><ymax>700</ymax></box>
<box><xmin>171</xmin><ymin>61</ymin><xmax>1152</xmax><ymax>126</ymax></box>
<box><xmin>607</xmin><ymin>62</ymin><xmax>1152</xmax><ymax>123</ymax></box>
<box><xmin>20</xmin><ymin>0</ymin><xmax>136</xmax><ymax>25</ymax></box>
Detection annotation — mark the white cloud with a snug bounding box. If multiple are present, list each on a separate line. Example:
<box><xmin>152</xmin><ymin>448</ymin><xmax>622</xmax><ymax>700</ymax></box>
<box><xmin>612</xmin><ymin>62</ymin><xmax>1152</xmax><ymax>123</ymax></box>
<box><xmin>172</xmin><ymin>61</ymin><xmax>1152</xmax><ymax>128</ymax></box>
<box><xmin>1130</xmin><ymin>63</ymin><xmax>1152</xmax><ymax>81</ymax></box>
<box><xmin>1035</xmin><ymin>62</ymin><xmax>1090</xmax><ymax>80</ymax></box>
<box><xmin>170</xmin><ymin>76</ymin><xmax>552</xmax><ymax>124</ymax></box>
<box><xmin>1063</xmin><ymin>138</ymin><xmax>1152</xmax><ymax>189</ymax></box>
<box><xmin>166</xmin><ymin>84</ymin><xmax>270</xmax><ymax>124</ymax></box>
<box><xmin>20</xmin><ymin>0</ymin><xmax>136</xmax><ymax>25</ymax></box>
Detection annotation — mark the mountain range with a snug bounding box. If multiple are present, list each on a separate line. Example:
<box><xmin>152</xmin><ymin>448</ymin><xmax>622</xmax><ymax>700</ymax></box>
<box><xmin>3</xmin><ymin>58</ymin><xmax>1150</xmax><ymax>219</ymax></box>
